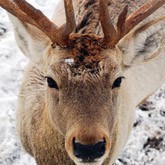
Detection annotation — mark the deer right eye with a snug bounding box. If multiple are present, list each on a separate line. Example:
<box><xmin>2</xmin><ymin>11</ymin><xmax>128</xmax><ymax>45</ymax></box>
<box><xmin>112</xmin><ymin>76</ymin><xmax>125</xmax><ymax>89</ymax></box>
<box><xmin>46</xmin><ymin>77</ymin><xmax>59</xmax><ymax>89</ymax></box>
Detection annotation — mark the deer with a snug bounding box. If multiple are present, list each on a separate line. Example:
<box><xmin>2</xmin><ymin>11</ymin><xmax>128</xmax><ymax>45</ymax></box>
<box><xmin>0</xmin><ymin>0</ymin><xmax>164</xmax><ymax>164</ymax></box>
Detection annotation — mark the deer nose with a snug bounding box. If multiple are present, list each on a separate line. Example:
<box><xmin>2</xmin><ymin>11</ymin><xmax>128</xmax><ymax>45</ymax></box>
<box><xmin>73</xmin><ymin>138</ymin><xmax>106</xmax><ymax>161</ymax></box>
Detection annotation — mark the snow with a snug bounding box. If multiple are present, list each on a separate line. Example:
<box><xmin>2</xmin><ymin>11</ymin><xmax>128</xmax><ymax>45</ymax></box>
<box><xmin>0</xmin><ymin>0</ymin><xmax>164</xmax><ymax>165</ymax></box>
<box><xmin>116</xmin><ymin>86</ymin><xmax>165</xmax><ymax>165</ymax></box>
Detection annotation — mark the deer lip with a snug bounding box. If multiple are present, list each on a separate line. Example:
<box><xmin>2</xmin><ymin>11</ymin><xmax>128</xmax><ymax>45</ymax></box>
<box><xmin>77</xmin><ymin>159</ymin><xmax>103</xmax><ymax>165</ymax></box>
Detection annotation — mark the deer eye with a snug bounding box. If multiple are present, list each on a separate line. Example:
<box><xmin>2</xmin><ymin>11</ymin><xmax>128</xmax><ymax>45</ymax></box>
<box><xmin>46</xmin><ymin>77</ymin><xmax>59</xmax><ymax>89</ymax></box>
<box><xmin>112</xmin><ymin>77</ymin><xmax>125</xmax><ymax>89</ymax></box>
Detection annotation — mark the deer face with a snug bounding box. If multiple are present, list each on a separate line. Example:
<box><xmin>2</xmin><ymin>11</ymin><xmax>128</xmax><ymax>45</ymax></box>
<box><xmin>44</xmin><ymin>38</ymin><xmax>123</xmax><ymax>163</ymax></box>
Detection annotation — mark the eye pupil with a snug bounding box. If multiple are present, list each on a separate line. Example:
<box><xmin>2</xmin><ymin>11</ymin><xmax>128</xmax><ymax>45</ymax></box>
<box><xmin>112</xmin><ymin>77</ymin><xmax>125</xmax><ymax>89</ymax></box>
<box><xmin>46</xmin><ymin>77</ymin><xmax>59</xmax><ymax>89</ymax></box>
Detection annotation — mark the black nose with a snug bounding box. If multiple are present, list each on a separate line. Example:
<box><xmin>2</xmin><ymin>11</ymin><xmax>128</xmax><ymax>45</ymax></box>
<box><xmin>73</xmin><ymin>139</ymin><xmax>106</xmax><ymax>161</ymax></box>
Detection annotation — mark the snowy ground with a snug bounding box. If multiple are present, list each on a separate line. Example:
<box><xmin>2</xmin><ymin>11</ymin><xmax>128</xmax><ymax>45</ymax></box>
<box><xmin>0</xmin><ymin>1</ymin><xmax>164</xmax><ymax>165</ymax></box>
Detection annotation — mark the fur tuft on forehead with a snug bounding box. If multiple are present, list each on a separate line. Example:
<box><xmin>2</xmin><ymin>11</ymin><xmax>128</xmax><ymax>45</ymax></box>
<box><xmin>66</xmin><ymin>34</ymin><xmax>104</xmax><ymax>76</ymax></box>
<box><xmin>68</xmin><ymin>34</ymin><xmax>103</xmax><ymax>63</ymax></box>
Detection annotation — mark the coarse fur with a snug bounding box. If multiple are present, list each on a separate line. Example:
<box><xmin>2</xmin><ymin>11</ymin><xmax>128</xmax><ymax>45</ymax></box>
<box><xmin>5</xmin><ymin>0</ymin><xmax>165</xmax><ymax>164</ymax></box>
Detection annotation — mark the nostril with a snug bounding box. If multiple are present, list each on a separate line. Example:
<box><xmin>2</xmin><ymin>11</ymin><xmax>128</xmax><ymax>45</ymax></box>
<box><xmin>96</xmin><ymin>139</ymin><xmax>106</xmax><ymax>155</ymax></box>
<box><xmin>73</xmin><ymin>138</ymin><xmax>106</xmax><ymax>161</ymax></box>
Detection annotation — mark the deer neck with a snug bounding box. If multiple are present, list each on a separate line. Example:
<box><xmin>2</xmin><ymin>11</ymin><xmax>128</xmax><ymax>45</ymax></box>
<box><xmin>53</xmin><ymin>0</ymin><xmax>101</xmax><ymax>35</ymax></box>
<box><xmin>75</xmin><ymin>0</ymin><xmax>100</xmax><ymax>35</ymax></box>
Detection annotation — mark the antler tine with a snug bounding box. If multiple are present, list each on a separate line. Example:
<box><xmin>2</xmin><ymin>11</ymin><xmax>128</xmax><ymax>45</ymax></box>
<box><xmin>13</xmin><ymin>0</ymin><xmax>61</xmax><ymax>45</ymax></box>
<box><xmin>106</xmin><ymin>5</ymin><xmax>128</xmax><ymax>48</ymax></box>
<box><xmin>123</xmin><ymin>0</ymin><xmax>165</xmax><ymax>38</ymax></box>
<box><xmin>99</xmin><ymin>0</ymin><xmax>117</xmax><ymax>48</ymax></box>
<box><xmin>116</xmin><ymin>5</ymin><xmax>128</xmax><ymax>39</ymax></box>
<box><xmin>0</xmin><ymin>0</ymin><xmax>38</xmax><ymax>27</ymax></box>
<box><xmin>59</xmin><ymin>0</ymin><xmax>76</xmax><ymax>46</ymax></box>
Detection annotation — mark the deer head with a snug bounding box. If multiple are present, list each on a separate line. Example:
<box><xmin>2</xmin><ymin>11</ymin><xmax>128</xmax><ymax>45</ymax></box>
<box><xmin>0</xmin><ymin>0</ymin><xmax>164</xmax><ymax>164</ymax></box>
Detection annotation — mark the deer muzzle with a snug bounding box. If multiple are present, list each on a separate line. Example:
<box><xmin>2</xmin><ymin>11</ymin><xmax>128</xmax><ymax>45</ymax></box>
<box><xmin>65</xmin><ymin>126</ymin><xmax>111</xmax><ymax>163</ymax></box>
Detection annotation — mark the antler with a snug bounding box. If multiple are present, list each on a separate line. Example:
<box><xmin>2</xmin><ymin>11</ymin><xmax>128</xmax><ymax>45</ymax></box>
<box><xmin>99</xmin><ymin>0</ymin><xmax>117</xmax><ymax>47</ymax></box>
<box><xmin>0</xmin><ymin>0</ymin><xmax>164</xmax><ymax>49</ymax></box>
<box><xmin>99</xmin><ymin>0</ymin><xmax>165</xmax><ymax>48</ymax></box>
<box><xmin>0</xmin><ymin>0</ymin><xmax>76</xmax><ymax>47</ymax></box>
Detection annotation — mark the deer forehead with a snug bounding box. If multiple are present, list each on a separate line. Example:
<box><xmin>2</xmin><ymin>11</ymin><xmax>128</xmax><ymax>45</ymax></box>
<box><xmin>45</xmin><ymin>43</ymin><xmax>123</xmax><ymax>81</ymax></box>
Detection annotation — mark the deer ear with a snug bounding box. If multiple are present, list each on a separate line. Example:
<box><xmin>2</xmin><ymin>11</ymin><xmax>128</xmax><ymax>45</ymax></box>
<box><xmin>118</xmin><ymin>17</ymin><xmax>165</xmax><ymax>67</ymax></box>
<box><xmin>8</xmin><ymin>14</ymin><xmax>51</xmax><ymax>63</ymax></box>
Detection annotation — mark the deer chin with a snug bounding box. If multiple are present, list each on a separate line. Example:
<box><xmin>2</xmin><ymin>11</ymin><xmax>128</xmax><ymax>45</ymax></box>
<box><xmin>73</xmin><ymin>157</ymin><xmax>105</xmax><ymax>165</ymax></box>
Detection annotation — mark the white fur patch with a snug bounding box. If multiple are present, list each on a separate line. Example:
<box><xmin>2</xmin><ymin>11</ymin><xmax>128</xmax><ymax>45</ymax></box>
<box><xmin>64</xmin><ymin>58</ymin><xmax>75</xmax><ymax>65</ymax></box>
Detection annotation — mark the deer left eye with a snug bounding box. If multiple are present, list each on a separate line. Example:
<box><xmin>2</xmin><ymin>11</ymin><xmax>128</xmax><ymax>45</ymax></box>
<box><xmin>112</xmin><ymin>77</ymin><xmax>125</xmax><ymax>89</ymax></box>
<box><xmin>46</xmin><ymin>77</ymin><xmax>59</xmax><ymax>89</ymax></box>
